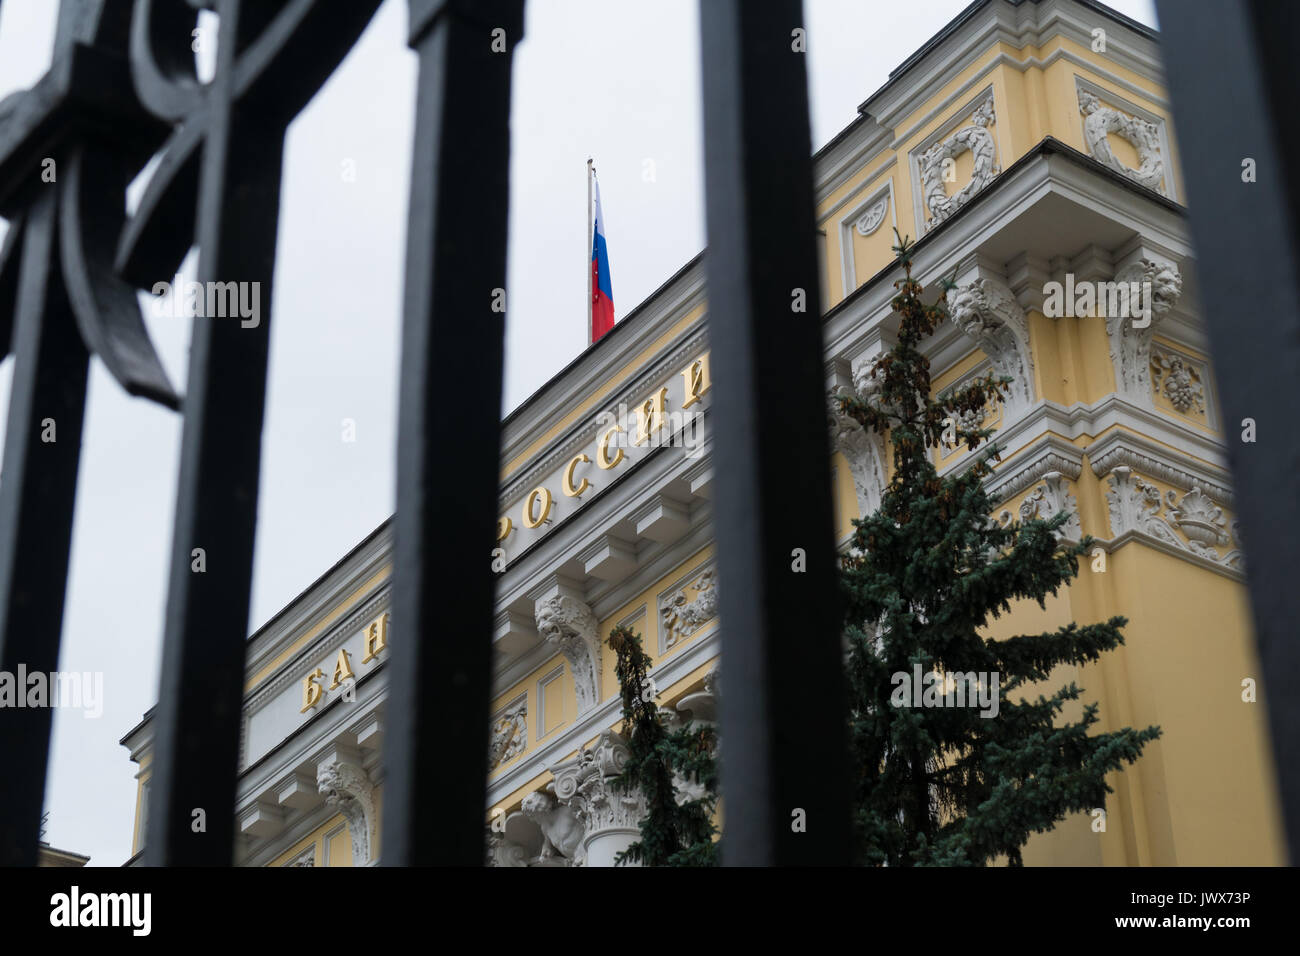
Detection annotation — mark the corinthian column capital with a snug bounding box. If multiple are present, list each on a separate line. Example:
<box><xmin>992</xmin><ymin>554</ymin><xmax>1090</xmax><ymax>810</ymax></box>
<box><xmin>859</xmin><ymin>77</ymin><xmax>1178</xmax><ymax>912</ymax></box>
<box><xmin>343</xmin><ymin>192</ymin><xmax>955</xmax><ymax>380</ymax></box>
<box><xmin>549</xmin><ymin>731</ymin><xmax>647</xmax><ymax>867</ymax></box>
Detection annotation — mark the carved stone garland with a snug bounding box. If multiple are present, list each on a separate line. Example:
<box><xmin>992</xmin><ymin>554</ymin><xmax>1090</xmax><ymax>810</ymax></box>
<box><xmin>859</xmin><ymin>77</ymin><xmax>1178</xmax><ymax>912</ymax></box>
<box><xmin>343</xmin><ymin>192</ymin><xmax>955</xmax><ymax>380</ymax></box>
<box><xmin>1149</xmin><ymin>346</ymin><xmax>1206</xmax><ymax>416</ymax></box>
<box><xmin>534</xmin><ymin>593</ymin><xmax>600</xmax><ymax>714</ymax></box>
<box><xmin>1079</xmin><ymin>89</ymin><xmax>1165</xmax><ymax>193</ymax></box>
<box><xmin>919</xmin><ymin>93</ymin><xmax>999</xmax><ymax>230</ymax></box>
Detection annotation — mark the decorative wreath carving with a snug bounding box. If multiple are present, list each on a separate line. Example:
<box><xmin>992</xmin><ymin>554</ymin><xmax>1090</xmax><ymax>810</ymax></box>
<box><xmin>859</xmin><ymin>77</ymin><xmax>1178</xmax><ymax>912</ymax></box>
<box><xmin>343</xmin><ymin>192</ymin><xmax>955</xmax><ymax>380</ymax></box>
<box><xmin>1079</xmin><ymin>89</ymin><xmax>1164</xmax><ymax>193</ymax></box>
<box><xmin>918</xmin><ymin>94</ymin><xmax>1000</xmax><ymax>230</ymax></box>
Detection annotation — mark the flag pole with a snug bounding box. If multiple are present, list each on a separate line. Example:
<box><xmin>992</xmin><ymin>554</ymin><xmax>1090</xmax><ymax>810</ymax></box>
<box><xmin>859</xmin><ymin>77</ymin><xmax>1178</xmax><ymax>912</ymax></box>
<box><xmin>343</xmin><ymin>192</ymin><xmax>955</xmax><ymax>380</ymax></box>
<box><xmin>587</xmin><ymin>157</ymin><xmax>594</xmax><ymax>347</ymax></box>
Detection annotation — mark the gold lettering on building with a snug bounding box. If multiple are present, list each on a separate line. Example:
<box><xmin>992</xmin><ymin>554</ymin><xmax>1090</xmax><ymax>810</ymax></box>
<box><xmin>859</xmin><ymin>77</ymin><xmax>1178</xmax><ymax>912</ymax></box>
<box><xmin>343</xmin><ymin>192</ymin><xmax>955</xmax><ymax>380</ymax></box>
<box><xmin>635</xmin><ymin>387</ymin><xmax>669</xmax><ymax>445</ymax></box>
<box><xmin>300</xmin><ymin>667</ymin><xmax>325</xmax><ymax>712</ymax></box>
<box><xmin>362</xmin><ymin>612</ymin><xmax>388</xmax><ymax>664</ymax></box>
<box><xmin>522</xmin><ymin>486</ymin><xmax>553</xmax><ymax>528</ymax></box>
<box><xmin>680</xmin><ymin>353</ymin><xmax>711</xmax><ymax>409</ymax></box>
<box><xmin>597</xmin><ymin>425</ymin><xmax>625</xmax><ymax>469</ymax></box>
<box><xmin>329</xmin><ymin>647</ymin><xmax>355</xmax><ymax>690</ymax></box>
<box><xmin>496</xmin><ymin>516</ymin><xmax>513</xmax><ymax>541</ymax></box>
<box><xmin>563</xmin><ymin>454</ymin><xmax>591</xmax><ymax>498</ymax></box>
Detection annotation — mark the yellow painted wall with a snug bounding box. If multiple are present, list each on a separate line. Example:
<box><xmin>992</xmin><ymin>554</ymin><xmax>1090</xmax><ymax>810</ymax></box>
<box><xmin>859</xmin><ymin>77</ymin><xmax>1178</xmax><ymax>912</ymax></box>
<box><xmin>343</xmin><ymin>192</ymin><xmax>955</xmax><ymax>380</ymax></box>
<box><xmin>268</xmin><ymin>813</ymin><xmax>349</xmax><ymax>868</ymax></box>
<box><xmin>819</xmin><ymin>37</ymin><xmax>1184</xmax><ymax>308</ymax></box>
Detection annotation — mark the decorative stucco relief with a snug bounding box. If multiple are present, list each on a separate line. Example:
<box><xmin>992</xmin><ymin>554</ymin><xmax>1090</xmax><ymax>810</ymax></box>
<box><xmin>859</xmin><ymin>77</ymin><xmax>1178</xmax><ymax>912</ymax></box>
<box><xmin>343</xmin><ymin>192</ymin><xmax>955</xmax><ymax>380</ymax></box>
<box><xmin>828</xmin><ymin>384</ymin><xmax>889</xmax><ymax>520</ymax></box>
<box><xmin>1078</xmin><ymin>88</ymin><xmax>1165</xmax><ymax>194</ymax></box>
<box><xmin>316</xmin><ymin>759</ymin><xmax>379</xmax><ymax>866</ymax></box>
<box><xmin>1016</xmin><ymin>471</ymin><xmax>1083</xmax><ymax>541</ymax></box>
<box><xmin>286</xmin><ymin>848</ymin><xmax>316</xmax><ymax>867</ymax></box>
<box><xmin>659</xmin><ymin>567</ymin><xmax>718</xmax><ymax>648</ymax></box>
<box><xmin>534</xmin><ymin>593</ymin><xmax>600</xmax><ymax>714</ymax></box>
<box><xmin>1104</xmin><ymin>466</ymin><xmax>1243</xmax><ymax>570</ymax></box>
<box><xmin>919</xmin><ymin>92</ymin><xmax>999</xmax><ymax>230</ymax></box>
<box><xmin>488</xmin><ymin>697</ymin><xmax>526</xmax><ymax>772</ymax></box>
<box><xmin>1106</xmin><ymin>258</ymin><xmax>1183</xmax><ymax>404</ymax></box>
<box><xmin>550</xmin><ymin>732</ymin><xmax>647</xmax><ymax>864</ymax></box>
<box><xmin>1150</xmin><ymin>344</ymin><xmax>1208</xmax><ymax>418</ymax></box>
<box><xmin>855</xmin><ymin>196</ymin><xmax>889</xmax><ymax>236</ymax></box>
<box><xmin>945</xmin><ymin>275</ymin><xmax>1035</xmax><ymax>415</ymax></box>
<box><xmin>519</xmin><ymin>790</ymin><xmax>585</xmax><ymax>865</ymax></box>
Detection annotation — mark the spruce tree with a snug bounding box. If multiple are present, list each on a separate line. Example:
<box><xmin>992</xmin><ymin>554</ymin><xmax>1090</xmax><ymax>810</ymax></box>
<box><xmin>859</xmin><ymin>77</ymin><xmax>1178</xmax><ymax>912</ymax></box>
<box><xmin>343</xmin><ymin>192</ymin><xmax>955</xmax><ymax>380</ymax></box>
<box><xmin>837</xmin><ymin>230</ymin><xmax>1160</xmax><ymax>866</ymax></box>
<box><xmin>606</xmin><ymin>625</ymin><xmax>718</xmax><ymax>866</ymax></box>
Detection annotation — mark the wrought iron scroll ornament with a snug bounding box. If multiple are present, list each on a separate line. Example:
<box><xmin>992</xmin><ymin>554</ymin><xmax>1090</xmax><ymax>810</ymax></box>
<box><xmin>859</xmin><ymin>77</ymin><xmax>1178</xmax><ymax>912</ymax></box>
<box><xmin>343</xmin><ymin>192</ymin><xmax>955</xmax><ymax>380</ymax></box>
<box><xmin>0</xmin><ymin>0</ymin><xmax>384</xmax><ymax>865</ymax></box>
<box><xmin>0</xmin><ymin>0</ymin><xmax>177</xmax><ymax>404</ymax></box>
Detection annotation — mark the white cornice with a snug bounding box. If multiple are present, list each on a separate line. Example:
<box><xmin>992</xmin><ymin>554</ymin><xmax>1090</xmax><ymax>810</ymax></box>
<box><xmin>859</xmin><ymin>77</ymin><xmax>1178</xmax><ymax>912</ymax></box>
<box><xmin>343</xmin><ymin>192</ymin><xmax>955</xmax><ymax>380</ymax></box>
<box><xmin>1085</xmin><ymin>427</ymin><xmax>1233</xmax><ymax>505</ymax></box>
<box><xmin>860</xmin><ymin>0</ymin><xmax>1163</xmax><ymax>129</ymax></box>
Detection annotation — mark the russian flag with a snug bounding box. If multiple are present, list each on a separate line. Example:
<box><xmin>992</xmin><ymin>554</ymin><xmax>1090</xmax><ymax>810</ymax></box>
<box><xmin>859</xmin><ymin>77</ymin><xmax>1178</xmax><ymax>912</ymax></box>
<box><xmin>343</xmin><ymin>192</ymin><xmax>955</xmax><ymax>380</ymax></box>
<box><xmin>590</xmin><ymin>176</ymin><xmax>615</xmax><ymax>343</ymax></box>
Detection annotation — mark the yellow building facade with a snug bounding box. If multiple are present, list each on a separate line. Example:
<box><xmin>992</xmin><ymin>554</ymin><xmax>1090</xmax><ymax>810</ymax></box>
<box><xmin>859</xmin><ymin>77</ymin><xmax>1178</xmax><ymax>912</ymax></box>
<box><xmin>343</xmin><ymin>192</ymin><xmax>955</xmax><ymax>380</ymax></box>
<box><xmin>123</xmin><ymin>0</ymin><xmax>1284</xmax><ymax>866</ymax></box>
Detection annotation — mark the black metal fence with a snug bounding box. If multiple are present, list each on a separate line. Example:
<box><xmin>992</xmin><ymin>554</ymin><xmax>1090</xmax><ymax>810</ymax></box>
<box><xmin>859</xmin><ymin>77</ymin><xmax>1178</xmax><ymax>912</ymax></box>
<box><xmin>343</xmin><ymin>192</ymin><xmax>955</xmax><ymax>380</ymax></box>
<box><xmin>0</xmin><ymin>0</ymin><xmax>1292</xmax><ymax>867</ymax></box>
<box><xmin>0</xmin><ymin>0</ymin><xmax>848</xmax><ymax>867</ymax></box>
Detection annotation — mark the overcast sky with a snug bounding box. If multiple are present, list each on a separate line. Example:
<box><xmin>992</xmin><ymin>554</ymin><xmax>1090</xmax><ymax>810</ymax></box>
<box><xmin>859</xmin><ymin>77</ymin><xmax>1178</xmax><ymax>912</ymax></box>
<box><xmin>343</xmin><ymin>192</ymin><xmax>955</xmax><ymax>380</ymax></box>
<box><xmin>0</xmin><ymin>0</ymin><xmax>1156</xmax><ymax>866</ymax></box>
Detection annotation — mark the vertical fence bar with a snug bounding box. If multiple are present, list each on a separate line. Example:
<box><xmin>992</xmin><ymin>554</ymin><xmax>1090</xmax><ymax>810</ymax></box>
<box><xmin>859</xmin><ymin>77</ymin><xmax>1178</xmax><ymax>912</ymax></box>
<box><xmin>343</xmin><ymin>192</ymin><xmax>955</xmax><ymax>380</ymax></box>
<box><xmin>698</xmin><ymin>0</ymin><xmax>851</xmax><ymax>864</ymax></box>
<box><xmin>145</xmin><ymin>0</ymin><xmax>288</xmax><ymax>865</ymax></box>
<box><xmin>0</xmin><ymin>193</ymin><xmax>90</xmax><ymax>866</ymax></box>
<box><xmin>1155</xmin><ymin>0</ymin><xmax>1300</xmax><ymax>864</ymax></box>
<box><xmin>380</xmin><ymin>0</ymin><xmax>524</xmax><ymax>865</ymax></box>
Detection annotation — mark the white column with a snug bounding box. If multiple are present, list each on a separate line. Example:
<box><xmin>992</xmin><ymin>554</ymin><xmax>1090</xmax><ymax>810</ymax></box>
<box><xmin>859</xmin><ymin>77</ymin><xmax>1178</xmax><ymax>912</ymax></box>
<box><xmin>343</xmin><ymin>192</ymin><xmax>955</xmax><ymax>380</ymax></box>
<box><xmin>550</xmin><ymin>731</ymin><xmax>647</xmax><ymax>867</ymax></box>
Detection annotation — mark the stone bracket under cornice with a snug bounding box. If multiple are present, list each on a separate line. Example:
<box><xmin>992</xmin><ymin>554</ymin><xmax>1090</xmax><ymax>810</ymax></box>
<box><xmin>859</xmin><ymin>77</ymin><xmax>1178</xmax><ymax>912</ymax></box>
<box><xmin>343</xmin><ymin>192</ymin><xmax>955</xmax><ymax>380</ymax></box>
<box><xmin>234</xmin><ymin>700</ymin><xmax>387</xmax><ymax>867</ymax></box>
<box><xmin>316</xmin><ymin>744</ymin><xmax>379</xmax><ymax>867</ymax></box>
<box><xmin>945</xmin><ymin>255</ymin><xmax>1035</xmax><ymax>416</ymax></box>
<box><xmin>531</xmin><ymin>580</ymin><xmax>601</xmax><ymax>716</ymax></box>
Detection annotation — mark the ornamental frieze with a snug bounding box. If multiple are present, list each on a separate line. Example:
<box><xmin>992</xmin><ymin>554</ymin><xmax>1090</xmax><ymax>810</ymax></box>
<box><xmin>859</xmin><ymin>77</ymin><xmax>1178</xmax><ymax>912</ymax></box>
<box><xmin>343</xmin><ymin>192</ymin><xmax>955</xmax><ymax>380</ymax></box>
<box><xmin>1104</xmin><ymin>466</ymin><xmax>1243</xmax><ymax>571</ymax></box>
